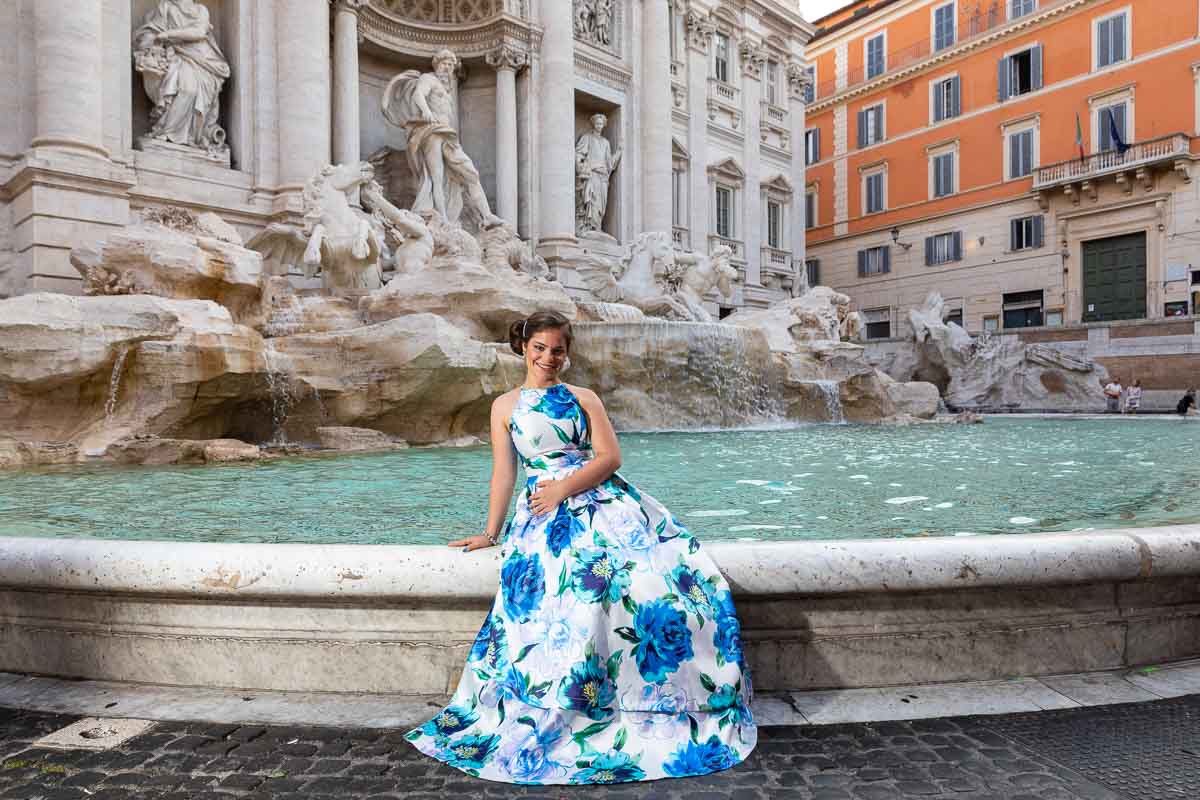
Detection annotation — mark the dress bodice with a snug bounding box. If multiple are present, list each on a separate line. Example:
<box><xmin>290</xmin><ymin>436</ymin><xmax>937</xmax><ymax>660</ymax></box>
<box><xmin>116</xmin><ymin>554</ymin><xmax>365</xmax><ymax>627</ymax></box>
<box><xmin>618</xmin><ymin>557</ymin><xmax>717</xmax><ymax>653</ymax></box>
<box><xmin>508</xmin><ymin>384</ymin><xmax>592</xmax><ymax>479</ymax></box>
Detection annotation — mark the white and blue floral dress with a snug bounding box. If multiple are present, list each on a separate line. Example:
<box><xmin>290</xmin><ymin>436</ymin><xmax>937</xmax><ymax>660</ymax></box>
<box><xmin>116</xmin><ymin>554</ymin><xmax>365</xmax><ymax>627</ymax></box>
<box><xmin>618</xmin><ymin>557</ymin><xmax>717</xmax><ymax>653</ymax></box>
<box><xmin>407</xmin><ymin>383</ymin><xmax>756</xmax><ymax>784</ymax></box>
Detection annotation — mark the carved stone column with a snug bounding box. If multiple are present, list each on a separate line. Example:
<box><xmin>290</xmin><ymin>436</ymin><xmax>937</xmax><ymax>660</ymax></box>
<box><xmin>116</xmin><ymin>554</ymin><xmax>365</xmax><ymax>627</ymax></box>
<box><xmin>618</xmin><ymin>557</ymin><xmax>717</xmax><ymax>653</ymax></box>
<box><xmin>332</xmin><ymin>0</ymin><xmax>367</xmax><ymax>168</ymax></box>
<box><xmin>538</xmin><ymin>0</ymin><xmax>577</xmax><ymax>252</ymax></box>
<box><xmin>32</xmin><ymin>1</ymin><xmax>107</xmax><ymax>158</ymax></box>
<box><xmin>787</xmin><ymin>62</ymin><xmax>811</xmax><ymax>274</ymax></box>
<box><xmin>685</xmin><ymin>11</ymin><xmax>714</xmax><ymax>252</ymax></box>
<box><xmin>487</xmin><ymin>45</ymin><xmax>528</xmax><ymax>225</ymax></box>
<box><xmin>640</xmin><ymin>0</ymin><xmax>673</xmax><ymax>234</ymax></box>
<box><xmin>276</xmin><ymin>0</ymin><xmax>331</xmax><ymax>197</ymax></box>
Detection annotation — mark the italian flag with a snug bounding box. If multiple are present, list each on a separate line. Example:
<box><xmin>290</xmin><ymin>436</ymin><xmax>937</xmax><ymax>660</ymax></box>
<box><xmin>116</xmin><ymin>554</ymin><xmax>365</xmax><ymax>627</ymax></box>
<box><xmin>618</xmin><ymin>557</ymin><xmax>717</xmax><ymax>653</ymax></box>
<box><xmin>1076</xmin><ymin>112</ymin><xmax>1086</xmax><ymax>162</ymax></box>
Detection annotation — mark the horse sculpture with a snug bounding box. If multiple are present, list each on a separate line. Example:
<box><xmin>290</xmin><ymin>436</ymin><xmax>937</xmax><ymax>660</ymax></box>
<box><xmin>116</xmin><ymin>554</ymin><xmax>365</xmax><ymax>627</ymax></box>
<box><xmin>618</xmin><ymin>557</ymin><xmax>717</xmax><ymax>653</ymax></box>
<box><xmin>299</xmin><ymin>162</ymin><xmax>383</xmax><ymax>292</ymax></box>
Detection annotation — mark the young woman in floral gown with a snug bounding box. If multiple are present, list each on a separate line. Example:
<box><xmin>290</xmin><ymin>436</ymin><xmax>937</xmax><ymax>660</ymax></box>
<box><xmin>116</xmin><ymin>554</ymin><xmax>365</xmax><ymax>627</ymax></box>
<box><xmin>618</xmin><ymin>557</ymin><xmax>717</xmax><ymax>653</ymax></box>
<box><xmin>407</xmin><ymin>311</ymin><xmax>756</xmax><ymax>784</ymax></box>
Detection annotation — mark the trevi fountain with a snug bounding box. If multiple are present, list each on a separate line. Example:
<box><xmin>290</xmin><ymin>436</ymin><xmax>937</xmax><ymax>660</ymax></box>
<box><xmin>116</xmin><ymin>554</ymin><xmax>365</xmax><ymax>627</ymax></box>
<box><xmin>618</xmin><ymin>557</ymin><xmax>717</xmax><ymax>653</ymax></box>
<box><xmin>0</xmin><ymin>0</ymin><xmax>1197</xmax><ymax>700</ymax></box>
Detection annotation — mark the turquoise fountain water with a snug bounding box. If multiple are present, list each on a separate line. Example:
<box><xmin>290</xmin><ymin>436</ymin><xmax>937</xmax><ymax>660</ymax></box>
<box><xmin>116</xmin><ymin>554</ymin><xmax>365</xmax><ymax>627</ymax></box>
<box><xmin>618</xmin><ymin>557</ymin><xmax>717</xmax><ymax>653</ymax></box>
<box><xmin>2</xmin><ymin>417</ymin><xmax>1197</xmax><ymax>544</ymax></box>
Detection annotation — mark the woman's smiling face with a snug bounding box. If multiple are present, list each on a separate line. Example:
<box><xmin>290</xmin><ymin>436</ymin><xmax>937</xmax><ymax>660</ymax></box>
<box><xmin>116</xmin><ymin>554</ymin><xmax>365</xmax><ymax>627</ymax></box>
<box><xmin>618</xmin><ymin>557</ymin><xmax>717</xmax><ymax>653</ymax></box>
<box><xmin>524</xmin><ymin>328</ymin><xmax>568</xmax><ymax>384</ymax></box>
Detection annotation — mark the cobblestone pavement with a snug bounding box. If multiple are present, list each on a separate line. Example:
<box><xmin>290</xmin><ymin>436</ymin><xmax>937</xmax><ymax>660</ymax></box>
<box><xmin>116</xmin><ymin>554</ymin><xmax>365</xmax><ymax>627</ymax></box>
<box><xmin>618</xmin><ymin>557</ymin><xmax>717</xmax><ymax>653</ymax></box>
<box><xmin>0</xmin><ymin>695</ymin><xmax>1196</xmax><ymax>799</ymax></box>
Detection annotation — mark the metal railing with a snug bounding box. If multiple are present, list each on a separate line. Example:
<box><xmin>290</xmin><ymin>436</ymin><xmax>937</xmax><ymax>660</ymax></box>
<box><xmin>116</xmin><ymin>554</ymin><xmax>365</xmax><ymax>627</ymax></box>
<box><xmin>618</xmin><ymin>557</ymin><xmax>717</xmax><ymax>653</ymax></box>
<box><xmin>1033</xmin><ymin>133</ymin><xmax>1190</xmax><ymax>189</ymax></box>
<box><xmin>813</xmin><ymin>0</ymin><xmax>1068</xmax><ymax>102</ymax></box>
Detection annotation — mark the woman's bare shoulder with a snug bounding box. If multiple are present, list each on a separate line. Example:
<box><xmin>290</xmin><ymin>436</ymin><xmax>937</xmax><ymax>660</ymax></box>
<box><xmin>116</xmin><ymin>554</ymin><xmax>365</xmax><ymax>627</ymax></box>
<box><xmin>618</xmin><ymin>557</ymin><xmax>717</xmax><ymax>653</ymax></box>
<box><xmin>564</xmin><ymin>384</ymin><xmax>603</xmax><ymax>408</ymax></box>
<box><xmin>492</xmin><ymin>389</ymin><xmax>520</xmax><ymax>415</ymax></box>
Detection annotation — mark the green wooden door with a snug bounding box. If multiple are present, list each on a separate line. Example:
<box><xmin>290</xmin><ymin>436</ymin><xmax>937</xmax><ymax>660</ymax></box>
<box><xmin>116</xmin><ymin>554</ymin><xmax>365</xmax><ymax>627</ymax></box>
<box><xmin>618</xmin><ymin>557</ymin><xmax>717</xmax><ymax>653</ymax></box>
<box><xmin>1082</xmin><ymin>232</ymin><xmax>1146</xmax><ymax>322</ymax></box>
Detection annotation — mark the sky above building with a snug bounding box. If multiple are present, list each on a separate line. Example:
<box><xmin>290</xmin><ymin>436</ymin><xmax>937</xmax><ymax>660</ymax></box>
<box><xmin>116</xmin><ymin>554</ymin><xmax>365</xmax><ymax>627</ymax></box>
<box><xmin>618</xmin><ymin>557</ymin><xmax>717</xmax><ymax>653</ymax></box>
<box><xmin>798</xmin><ymin>0</ymin><xmax>851</xmax><ymax>23</ymax></box>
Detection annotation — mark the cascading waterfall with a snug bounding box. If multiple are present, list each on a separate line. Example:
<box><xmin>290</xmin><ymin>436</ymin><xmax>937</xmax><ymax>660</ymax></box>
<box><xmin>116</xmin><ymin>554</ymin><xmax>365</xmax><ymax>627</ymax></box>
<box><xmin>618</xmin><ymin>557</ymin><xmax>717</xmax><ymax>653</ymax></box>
<box><xmin>261</xmin><ymin>344</ymin><xmax>295</xmax><ymax>445</ymax></box>
<box><xmin>571</xmin><ymin>320</ymin><xmax>786</xmax><ymax>429</ymax></box>
<box><xmin>104</xmin><ymin>346</ymin><xmax>131</xmax><ymax>424</ymax></box>
<box><xmin>808</xmin><ymin>379</ymin><xmax>845</xmax><ymax>424</ymax></box>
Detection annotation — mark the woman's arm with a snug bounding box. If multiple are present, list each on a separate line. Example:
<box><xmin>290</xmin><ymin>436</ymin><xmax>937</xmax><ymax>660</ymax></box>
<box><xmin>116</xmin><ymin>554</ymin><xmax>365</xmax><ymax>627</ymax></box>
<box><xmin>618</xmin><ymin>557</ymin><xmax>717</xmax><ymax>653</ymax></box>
<box><xmin>449</xmin><ymin>394</ymin><xmax>518</xmax><ymax>552</ymax></box>
<box><xmin>529</xmin><ymin>386</ymin><xmax>622</xmax><ymax>516</ymax></box>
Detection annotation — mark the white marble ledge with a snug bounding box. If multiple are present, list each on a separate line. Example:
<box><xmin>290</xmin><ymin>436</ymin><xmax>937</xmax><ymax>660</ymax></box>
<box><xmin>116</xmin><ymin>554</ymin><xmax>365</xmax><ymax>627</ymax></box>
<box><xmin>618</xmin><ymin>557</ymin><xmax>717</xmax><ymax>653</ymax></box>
<box><xmin>0</xmin><ymin>524</ymin><xmax>1197</xmax><ymax>601</ymax></box>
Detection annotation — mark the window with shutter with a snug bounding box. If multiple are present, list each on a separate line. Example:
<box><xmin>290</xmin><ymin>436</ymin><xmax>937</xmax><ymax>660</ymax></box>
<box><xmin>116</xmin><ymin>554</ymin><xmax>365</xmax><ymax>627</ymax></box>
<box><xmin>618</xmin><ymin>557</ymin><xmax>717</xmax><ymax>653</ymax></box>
<box><xmin>767</xmin><ymin>201</ymin><xmax>782</xmax><ymax>249</ymax></box>
<box><xmin>926</xmin><ymin>232</ymin><xmax>962</xmax><ymax>265</ymax></box>
<box><xmin>857</xmin><ymin>110</ymin><xmax>867</xmax><ymax>148</ymax></box>
<box><xmin>933</xmin><ymin>4</ymin><xmax>956</xmax><ymax>51</ymax></box>
<box><xmin>1009</xmin><ymin>129</ymin><xmax>1034</xmax><ymax>178</ymax></box>
<box><xmin>865</xmin><ymin>172</ymin><xmax>885</xmax><ymax>214</ymax></box>
<box><xmin>858</xmin><ymin>246</ymin><xmax>890</xmax><ymax>277</ymax></box>
<box><xmin>714</xmin><ymin>33</ymin><xmax>730</xmax><ymax>82</ymax></box>
<box><xmin>1010</xmin><ymin>0</ymin><xmax>1036</xmax><ymax>19</ymax></box>
<box><xmin>866</xmin><ymin>34</ymin><xmax>885</xmax><ymax>79</ymax></box>
<box><xmin>860</xmin><ymin>104</ymin><xmax>884</xmax><ymax>146</ymax></box>
<box><xmin>1010</xmin><ymin>215</ymin><xmax>1043</xmax><ymax>250</ymax></box>
<box><xmin>933</xmin><ymin>76</ymin><xmax>960</xmax><ymax>122</ymax></box>
<box><xmin>805</xmin><ymin>258</ymin><xmax>820</xmax><ymax>287</ymax></box>
<box><xmin>716</xmin><ymin>187</ymin><xmax>733</xmax><ymax>238</ymax></box>
<box><xmin>1097</xmin><ymin>13</ymin><xmax>1128</xmax><ymax>69</ymax></box>
<box><xmin>932</xmin><ymin>152</ymin><xmax>955</xmax><ymax>198</ymax></box>
<box><xmin>805</xmin><ymin>129</ymin><xmax>820</xmax><ymax>165</ymax></box>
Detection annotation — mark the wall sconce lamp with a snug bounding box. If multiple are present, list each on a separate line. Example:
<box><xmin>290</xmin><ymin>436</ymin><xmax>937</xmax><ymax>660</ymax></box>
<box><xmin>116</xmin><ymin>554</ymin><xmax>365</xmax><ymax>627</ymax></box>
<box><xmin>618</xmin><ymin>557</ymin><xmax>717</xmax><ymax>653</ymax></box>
<box><xmin>890</xmin><ymin>226</ymin><xmax>913</xmax><ymax>251</ymax></box>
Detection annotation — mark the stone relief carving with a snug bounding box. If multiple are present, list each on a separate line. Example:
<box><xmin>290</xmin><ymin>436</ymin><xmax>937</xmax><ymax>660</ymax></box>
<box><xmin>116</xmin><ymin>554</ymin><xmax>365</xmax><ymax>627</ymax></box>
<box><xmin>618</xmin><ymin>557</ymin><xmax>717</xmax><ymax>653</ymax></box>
<box><xmin>133</xmin><ymin>0</ymin><xmax>231</xmax><ymax>160</ymax></box>
<box><xmin>377</xmin><ymin>0</ymin><xmax>517</xmax><ymax>24</ymax></box>
<box><xmin>685</xmin><ymin>11</ymin><xmax>715</xmax><ymax>52</ymax></box>
<box><xmin>381</xmin><ymin>50</ymin><xmax>503</xmax><ymax>229</ymax></box>
<box><xmin>484</xmin><ymin>43</ymin><xmax>528</xmax><ymax>72</ymax></box>
<box><xmin>574</xmin><ymin>0</ymin><xmax>615</xmax><ymax>49</ymax></box>
<box><xmin>575</xmin><ymin>114</ymin><xmax>622</xmax><ymax>237</ymax></box>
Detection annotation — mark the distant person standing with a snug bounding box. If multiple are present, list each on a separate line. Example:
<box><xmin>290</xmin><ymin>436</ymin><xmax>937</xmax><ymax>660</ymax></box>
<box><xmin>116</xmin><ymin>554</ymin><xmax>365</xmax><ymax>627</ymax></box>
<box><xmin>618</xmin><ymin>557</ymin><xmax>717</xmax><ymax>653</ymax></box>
<box><xmin>1103</xmin><ymin>378</ymin><xmax>1124</xmax><ymax>413</ymax></box>
<box><xmin>1179</xmin><ymin>388</ymin><xmax>1198</xmax><ymax>416</ymax></box>
<box><xmin>1124</xmin><ymin>380</ymin><xmax>1143</xmax><ymax>414</ymax></box>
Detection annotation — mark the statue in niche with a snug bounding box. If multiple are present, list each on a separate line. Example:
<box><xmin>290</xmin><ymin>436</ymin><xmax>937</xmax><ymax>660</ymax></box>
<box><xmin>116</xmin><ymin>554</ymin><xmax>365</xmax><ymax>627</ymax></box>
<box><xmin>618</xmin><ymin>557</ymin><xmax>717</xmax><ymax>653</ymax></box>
<box><xmin>133</xmin><ymin>0</ymin><xmax>231</xmax><ymax>159</ymax></box>
<box><xmin>575</xmin><ymin>113</ymin><xmax>622</xmax><ymax>237</ymax></box>
<box><xmin>381</xmin><ymin>50</ymin><xmax>503</xmax><ymax>230</ymax></box>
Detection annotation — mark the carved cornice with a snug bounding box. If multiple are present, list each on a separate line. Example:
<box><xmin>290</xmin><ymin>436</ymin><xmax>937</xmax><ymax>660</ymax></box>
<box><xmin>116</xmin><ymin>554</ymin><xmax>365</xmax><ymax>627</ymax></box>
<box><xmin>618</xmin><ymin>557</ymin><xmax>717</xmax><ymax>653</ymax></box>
<box><xmin>485</xmin><ymin>43</ymin><xmax>529</xmax><ymax>72</ymax></box>
<box><xmin>685</xmin><ymin>10</ymin><xmax>715</xmax><ymax>53</ymax></box>
<box><xmin>332</xmin><ymin>0</ymin><xmax>370</xmax><ymax>14</ymax></box>
<box><xmin>575</xmin><ymin>48</ymin><xmax>633</xmax><ymax>91</ymax></box>
<box><xmin>361</xmin><ymin>3</ymin><xmax>541</xmax><ymax>60</ymax></box>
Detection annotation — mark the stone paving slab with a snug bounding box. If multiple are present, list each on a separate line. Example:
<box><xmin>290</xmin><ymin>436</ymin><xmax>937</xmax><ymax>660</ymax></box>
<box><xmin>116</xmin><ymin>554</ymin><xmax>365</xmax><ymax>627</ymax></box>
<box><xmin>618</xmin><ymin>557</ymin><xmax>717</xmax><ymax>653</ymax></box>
<box><xmin>2</xmin><ymin>697</ymin><xmax>1198</xmax><ymax>799</ymax></box>
<box><xmin>4</xmin><ymin>659</ymin><xmax>1198</xmax><ymax>730</ymax></box>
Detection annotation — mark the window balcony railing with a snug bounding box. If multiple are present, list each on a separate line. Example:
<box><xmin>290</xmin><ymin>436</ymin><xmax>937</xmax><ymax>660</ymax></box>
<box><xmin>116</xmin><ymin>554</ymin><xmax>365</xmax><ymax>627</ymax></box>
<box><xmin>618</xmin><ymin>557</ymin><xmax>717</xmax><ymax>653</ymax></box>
<box><xmin>709</xmin><ymin>234</ymin><xmax>744</xmax><ymax>261</ymax></box>
<box><xmin>1032</xmin><ymin>133</ymin><xmax>1190</xmax><ymax>190</ymax></box>
<box><xmin>707</xmin><ymin>77</ymin><xmax>739</xmax><ymax>108</ymax></box>
<box><xmin>761</xmin><ymin>246</ymin><xmax>791</xmax><ymax>268</ymax></box>
<box><xmin>812</xmin><ymin>0</ymin><xmax>1072</xmax><ymax>102</ymax></box>
<box><xmin>760</xmin><ymin>100</ymin><xmax>788</xmax><ymax>125</ymax></box>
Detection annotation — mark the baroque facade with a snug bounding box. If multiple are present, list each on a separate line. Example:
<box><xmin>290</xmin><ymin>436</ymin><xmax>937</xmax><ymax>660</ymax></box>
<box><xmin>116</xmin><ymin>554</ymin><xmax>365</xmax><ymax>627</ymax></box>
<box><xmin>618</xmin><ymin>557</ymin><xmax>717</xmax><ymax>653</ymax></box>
<box><xmin>804</xmin><ymin>0</ymin><xmax>1200</xmax><ymax>337</ymax></box>
<box><xmin>0</xmin><ymin>0</ymin><xmax>813</xmax><ymax>312</ymax></box>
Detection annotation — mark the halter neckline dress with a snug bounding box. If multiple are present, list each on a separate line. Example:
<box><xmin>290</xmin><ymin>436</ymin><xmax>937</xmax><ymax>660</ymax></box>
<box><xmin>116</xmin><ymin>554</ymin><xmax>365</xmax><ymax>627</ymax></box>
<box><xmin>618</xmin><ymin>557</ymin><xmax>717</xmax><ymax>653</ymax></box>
<box><xmin>407</xmin><ymin>383</ymin><xmax>756</xmax><ymax>785</ymax></box>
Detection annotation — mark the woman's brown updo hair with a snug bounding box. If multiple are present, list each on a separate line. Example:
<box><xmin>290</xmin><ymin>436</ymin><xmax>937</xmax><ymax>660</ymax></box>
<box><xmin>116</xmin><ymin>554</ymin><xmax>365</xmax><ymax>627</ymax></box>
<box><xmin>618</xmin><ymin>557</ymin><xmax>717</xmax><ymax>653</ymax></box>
<box><xmin>509</xmin><ymin>311</ymin><xmax>573</xmax><ymax>356</ymax></box>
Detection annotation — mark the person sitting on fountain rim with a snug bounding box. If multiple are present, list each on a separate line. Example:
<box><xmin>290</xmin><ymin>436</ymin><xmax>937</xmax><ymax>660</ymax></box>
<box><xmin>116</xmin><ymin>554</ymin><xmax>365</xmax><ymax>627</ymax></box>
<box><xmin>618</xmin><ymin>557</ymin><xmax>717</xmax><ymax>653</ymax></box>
<box><xmin>411</xmin><ymin>310</ymin><xmax>756</xmax><ymax>785</ymax></box>
<box><xmin>1178</xmin><ymin>388</ymin><xmax>1197</xmax><ymax>416</ymax></box>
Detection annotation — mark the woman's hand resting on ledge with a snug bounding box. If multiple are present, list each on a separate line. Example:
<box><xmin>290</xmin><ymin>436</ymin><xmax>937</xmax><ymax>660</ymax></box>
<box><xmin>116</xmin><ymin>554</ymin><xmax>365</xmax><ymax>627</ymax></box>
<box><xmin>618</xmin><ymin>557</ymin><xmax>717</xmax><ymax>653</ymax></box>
<box><xmin>449</xmin><ymin>534</ymin><xmax>496</xmax><ymax>552</ymax></box>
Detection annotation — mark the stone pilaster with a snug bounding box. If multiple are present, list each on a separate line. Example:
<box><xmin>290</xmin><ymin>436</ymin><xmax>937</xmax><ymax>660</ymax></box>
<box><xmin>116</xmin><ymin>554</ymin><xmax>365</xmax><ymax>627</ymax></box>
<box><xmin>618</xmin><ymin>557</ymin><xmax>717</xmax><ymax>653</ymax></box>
<box><xmin>787</xmin><ymin>62</ymin><xmax>810</xmax><ymax>270</ymax></box>
<box><xmin>640</xmin><ymin>0</ymin><xmax>673</xmax><ymax>234</ymax></box>
<box><xmin>685</xmin><ymin>11</ymin><xmax>714</xmax><ymax>253</ymax></box>
<box><xmin>486</xmin><ymin>45</ymin><xmax>528</xmax><ymax>226</ymax></box>
<box><xmin>741</xmin><ymin>40</ymin><xmax>764</xmax><ymax>288</ymax></box>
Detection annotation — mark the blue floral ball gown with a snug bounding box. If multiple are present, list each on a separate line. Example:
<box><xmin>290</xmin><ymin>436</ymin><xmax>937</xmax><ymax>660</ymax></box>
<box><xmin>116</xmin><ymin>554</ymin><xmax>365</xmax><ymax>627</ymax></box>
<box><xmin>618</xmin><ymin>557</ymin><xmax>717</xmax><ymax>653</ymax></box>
<box><xmin>407</xmin><ymin>383</ymin><xmax>756</xmax><ymax>784</ymax></box>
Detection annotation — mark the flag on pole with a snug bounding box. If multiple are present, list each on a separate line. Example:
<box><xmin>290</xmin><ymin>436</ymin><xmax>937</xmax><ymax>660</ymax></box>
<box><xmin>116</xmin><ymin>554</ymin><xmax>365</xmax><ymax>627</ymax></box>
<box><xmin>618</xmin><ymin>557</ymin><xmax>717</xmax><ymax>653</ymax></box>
<box><xmin>1107</xmin><ymin>110</ymin><xmax>1130</xmax><ymax>155</ymax></box>
<box><xmin>1075</xmin><ymin>112</ymin><xmax>1086</xmax><ymax>162</ymax></box>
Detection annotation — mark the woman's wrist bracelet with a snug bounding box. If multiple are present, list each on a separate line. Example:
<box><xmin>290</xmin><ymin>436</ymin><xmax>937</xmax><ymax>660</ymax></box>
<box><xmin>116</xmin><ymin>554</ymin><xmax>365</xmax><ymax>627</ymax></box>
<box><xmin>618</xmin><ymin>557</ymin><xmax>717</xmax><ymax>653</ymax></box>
<box><xmin>485</xmin><ymin>530</ymin><xmax>501</xmax><ymax>545</ymax></box>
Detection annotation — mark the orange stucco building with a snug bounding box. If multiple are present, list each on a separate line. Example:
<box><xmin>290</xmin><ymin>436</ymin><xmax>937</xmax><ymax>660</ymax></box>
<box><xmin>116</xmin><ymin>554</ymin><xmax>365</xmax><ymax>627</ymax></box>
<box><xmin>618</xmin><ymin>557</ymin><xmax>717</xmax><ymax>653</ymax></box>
<box><xmin>802</xmin><ymin>0</ymin><xmax>1200</xmax><ymax>336</ymax></box>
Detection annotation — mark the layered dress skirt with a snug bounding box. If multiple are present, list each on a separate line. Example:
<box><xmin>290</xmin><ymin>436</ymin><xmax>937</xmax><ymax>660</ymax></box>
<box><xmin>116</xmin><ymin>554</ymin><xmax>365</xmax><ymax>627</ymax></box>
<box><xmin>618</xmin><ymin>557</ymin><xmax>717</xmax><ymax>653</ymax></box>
<box><xmin>407</xmin><ymin>383</ymin><xmax>756</xmax><ymax>784</ymax></box>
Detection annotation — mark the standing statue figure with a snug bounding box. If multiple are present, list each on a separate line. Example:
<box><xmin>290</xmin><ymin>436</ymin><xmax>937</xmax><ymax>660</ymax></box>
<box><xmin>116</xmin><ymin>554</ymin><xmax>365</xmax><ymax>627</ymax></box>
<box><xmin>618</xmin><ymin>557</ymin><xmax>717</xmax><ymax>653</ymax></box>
<box><xmin>575</xmin><ymin>113</ymin><xmax>622</xmax><ymax>236</ymax></box>
<box><xmin>133</xmin><ymin>0</ymin><xmax>231</xmax><ymax>158</ymax></box>
<box><xmin>381</xmin><ymin>50</ymin><xmax>503</xmax><ymax>229</ymax></box>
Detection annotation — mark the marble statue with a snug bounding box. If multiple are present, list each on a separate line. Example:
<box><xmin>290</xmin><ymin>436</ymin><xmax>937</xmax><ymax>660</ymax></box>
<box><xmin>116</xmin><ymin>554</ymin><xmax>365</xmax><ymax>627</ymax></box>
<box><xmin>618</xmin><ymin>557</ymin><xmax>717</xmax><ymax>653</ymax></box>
<box><xmin>381</xmin><ymin>50</ymin><xmax>503</xmax><ymax>229</ymax></box>
<box><xmin>791</xmin><ymin>258</ymin><xmax>810</xmax><ymax>298</ymax></box>
<box><xmin>481</xmin><ymin>223</ymin><xmax>554</xmax><ymax>281</ymax></box>
<box><xmin>300</xmin><ymin>162</ymin><xmax>383</xmax><ymax>292</ymax></box>
<box><xmin>575</xmin><ymin>114</ymin><xmax>622</xmax><ymax>237</ymax></box>
<box><xmin>133</xmin><ymin>0</ymin><xmax>231</xmax><ymax>158</ymax></box>
<box><xmin>670</xmin><ymin>245</ymin><xmax>737</xmax><ymax>323</ymax></box>
<box><xmin>362</xmin><ymin>180</ymin><xmax>434</xmax><ymax>278</ymax></box>
<box><xmin>579</xmin><ymin>231</ymin><xmax>695</xmax><ymax>320</ymax></box>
